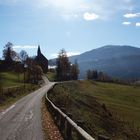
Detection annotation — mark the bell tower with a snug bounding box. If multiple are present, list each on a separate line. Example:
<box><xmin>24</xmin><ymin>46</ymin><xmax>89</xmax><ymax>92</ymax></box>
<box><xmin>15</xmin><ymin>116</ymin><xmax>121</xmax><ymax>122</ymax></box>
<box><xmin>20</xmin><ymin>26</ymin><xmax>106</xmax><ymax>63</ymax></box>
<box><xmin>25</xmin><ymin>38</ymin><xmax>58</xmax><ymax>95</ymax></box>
<box><xmin>37</xmin><ymin>45</ymin><xmax>41</xmax><ymax>56</ymax></box>
<box><xmin>36</xmin><ymin>45</ymin><xmax>48</xmax><ymax>72</ymax></box>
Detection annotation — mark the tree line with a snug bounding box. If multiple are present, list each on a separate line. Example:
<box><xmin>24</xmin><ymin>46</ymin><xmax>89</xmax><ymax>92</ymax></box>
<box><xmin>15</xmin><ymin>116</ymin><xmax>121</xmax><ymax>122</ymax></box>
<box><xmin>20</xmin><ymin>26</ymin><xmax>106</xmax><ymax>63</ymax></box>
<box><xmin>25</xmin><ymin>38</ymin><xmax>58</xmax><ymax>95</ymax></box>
<box><xmin>86</xmin><ymin>69</ymin><xmax>111</xmax><ymax>82</ymax></box>
<box><xmin>0</xmin><ymin>42</ymin><xmax>80</xmax><ymax>83</ymax></box>
<box><xmin>0</xmin><ymin>42</ymin><xmax>43</xmax><ymax>84</ymax></box>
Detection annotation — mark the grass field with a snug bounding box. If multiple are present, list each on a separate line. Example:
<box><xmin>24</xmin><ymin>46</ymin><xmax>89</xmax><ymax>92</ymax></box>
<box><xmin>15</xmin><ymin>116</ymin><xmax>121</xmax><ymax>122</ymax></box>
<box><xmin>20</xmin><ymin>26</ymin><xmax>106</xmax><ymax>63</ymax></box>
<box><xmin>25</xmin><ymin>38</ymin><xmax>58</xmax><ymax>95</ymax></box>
<box><xmin>48</xmin><ymin>80</ymin><xmax>140</xmax><ymax>140</ymax></box>
<box><xmin>46</xmin><ymin>72</ymin><xmax>56</xmax><ymax>81</ymax></box>
<box><xmin>0</xmin><ymin>72</ymin><xmax>39</xmax><ymax>107</ymax></box>
<box><xmin>77</xmin><ymin>81</ymin><xmax>140</xmax><ymax>126</ymax></box>
<box><xmin>0</xmin><ymin>72</ymin><xmax>24</xmax><ymax>87</ymax></box>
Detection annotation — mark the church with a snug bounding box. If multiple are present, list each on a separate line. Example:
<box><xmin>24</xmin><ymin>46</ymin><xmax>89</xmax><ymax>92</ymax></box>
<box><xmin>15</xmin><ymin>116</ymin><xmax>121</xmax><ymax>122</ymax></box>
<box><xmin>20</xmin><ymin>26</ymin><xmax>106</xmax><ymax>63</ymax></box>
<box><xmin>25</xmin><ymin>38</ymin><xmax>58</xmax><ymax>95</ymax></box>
<box><xmin>35</xmin><ymin>45</ymin><xmax>48</xmax><ymax>73</ymax></box>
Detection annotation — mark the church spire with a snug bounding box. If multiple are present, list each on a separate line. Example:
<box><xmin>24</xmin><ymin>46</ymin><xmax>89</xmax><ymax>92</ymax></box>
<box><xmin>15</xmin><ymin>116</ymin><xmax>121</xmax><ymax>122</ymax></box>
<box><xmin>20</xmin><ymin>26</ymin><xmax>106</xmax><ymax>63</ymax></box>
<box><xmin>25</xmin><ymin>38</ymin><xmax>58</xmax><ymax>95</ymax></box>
<box><xmin>37</xmin><ymin>45</ymin><xmax>41</xmax><ymax>56</ymax></box>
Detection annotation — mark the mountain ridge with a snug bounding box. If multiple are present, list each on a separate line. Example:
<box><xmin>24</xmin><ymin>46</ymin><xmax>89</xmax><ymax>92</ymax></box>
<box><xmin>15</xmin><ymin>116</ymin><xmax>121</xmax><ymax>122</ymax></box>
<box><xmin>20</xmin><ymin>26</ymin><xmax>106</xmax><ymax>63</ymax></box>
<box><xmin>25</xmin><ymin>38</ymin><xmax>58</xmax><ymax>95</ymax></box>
<box><xmin>69</xmin><ymin>45</ymin><xmax>140</xmax><ymax>62</ymax></box>
<box><xmin>49</xmin><ymin>45</ymin><xmax>140</xmax><ymax>79</ymax></box>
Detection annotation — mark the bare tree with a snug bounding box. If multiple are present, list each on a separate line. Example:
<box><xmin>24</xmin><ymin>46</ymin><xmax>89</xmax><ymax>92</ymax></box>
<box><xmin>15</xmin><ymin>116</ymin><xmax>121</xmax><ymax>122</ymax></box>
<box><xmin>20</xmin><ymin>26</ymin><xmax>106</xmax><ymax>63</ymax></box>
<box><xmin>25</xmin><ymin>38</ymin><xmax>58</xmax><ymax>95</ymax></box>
<box><xmin>33</xmin><ymin>65</ymin><xmax>43</xmax><ymax>83</ymax></box>
<box><xmin>70</xmin><ymin>60</ymin><xmax>79</xmax><ymax>80</ymax></box>
<box><xmin>0</xmin><ymin>73</ymin><xmax>2</xmax><ymax>90</ymax></box>
<box><xmin>25</xmin><ymin>57</ymin><xmax>43</xmax><ymax>84</ymax></box>
<box><xmin>56</xmin><ymin>49</ymin><xmax>71</xmax><ymax>81</ymax></box>
<box><xmin>3</xmin><ymin>42</ymin><xmax>16</xmax><ymax>62</ymax></box>
<box><xmin>14</xmin><ymin>62</ymin><xmax>23</xmax><ymax>82</ymax></box>
<box><xmin>19</xmin><ymin>50</ymin><xmax>28</xmax><ymax>63</ymax></box>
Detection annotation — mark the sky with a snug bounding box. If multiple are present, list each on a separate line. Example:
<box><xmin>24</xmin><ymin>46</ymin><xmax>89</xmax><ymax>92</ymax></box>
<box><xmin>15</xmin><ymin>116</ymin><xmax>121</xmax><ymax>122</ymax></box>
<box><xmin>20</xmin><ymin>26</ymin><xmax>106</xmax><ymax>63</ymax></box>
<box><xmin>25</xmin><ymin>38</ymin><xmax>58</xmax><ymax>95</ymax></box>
<box><xmin>0</xmin><ymin>0</ymin><xmax>140</xmax><ymax>59</ymax></box>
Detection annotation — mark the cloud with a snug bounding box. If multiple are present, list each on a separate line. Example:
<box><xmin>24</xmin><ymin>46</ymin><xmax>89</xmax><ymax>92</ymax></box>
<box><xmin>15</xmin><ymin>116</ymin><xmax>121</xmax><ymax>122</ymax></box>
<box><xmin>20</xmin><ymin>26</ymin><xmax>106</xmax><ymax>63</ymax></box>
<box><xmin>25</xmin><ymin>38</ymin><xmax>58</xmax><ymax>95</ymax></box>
<box><xmin>124</xmin><ymin>13</ymin><xmax>140</xmax><ymax>18</ymax></box>
<box><xmin>0</xmin><ymin>0</ymin><xmax>18</xmax><ymax>5</ymax></box>
<box><xmin>122</xmin><ymin>21</ymin><xmax>140</xmax><ymax>27</ymax></box>
<box><xmin>67</xmin><ymin>52</ymin><xmax>80</xmax><ymax>56</ymax></box>
<box><xmin>83</xmin><ymin>12</ymin><xmax>99</xmax><ymax>21</ymax></box>
<box><xmin>136</xmin><ymin>22</ymin><xmax>140</xmax><ymax>27</ymax></box>
<box><xmin>50</xmin><ymin>52</ymin><xmax>80</xmax><ymax>58</ymax></box>
<box><xmin>122</xmin><ymin>21</ymin><xmax>131</xmax><ymax>25</ymax></box>
<box><xmin>45</xmin><ymin>0</ymin><xmax>133</xmax><ymax>20</ymax></box>
<box><xmin>13</xmin><ymin>45</ymin><xmax>38</xmax><ymax>49</ymax></box>
<box><xmin>0</xmin><ymin>0</ymin><xmax>134</xmax><ymax>20</ymax></box>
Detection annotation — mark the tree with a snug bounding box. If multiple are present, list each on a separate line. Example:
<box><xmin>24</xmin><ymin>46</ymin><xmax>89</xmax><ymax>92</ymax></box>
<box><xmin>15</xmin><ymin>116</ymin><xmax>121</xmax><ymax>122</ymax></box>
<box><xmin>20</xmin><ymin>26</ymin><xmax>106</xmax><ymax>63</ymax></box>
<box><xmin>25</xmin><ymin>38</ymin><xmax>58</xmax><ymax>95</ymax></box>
<box><xmin>70</xmin><ymin>60</ymin><xmax>79</xmax><ymax>80</ymax></box>
<box><xmin>56</xmin><ymin>49</ymin><xmax>71</xmax><ymax>81</ymax></box>
<box><xmin>86</xmin><ymin>69</ymin><xmax>110</xmax><ymax>81</ymax></box>
<box><xmin>86</xmin><ymin>69</ymin><xmax>93</xmax><ymax>80</ymax></box>
<box><xmin>19</xmin><ymin>50</ymin><xmax>28</xmax><ymax>63</ymax></box>
<box><xmin>26</xmin><ymin>64</ymin><xmax>43</xmax><ymax>84</ymax></box>
<box><xmin>25</xmin><ymin>57</ymin><xmax>34</xmax><ymax>82</ymax></box>
<box><xmin>25</xmin><ymin>57</ymin><xmax>34</xmax><ymax>67</ymax></box>
<box><xmin>33</xmin><ymin>65</ymin><xmax>43</xmax><ymax>83</ymax></box>
<box><xmin>25</xmin><ymin>57</ymin><xmax>43</xmax><ymax>84</ymax></box>
<box><xmin>92</xmin><ymin>70</ymin><xmax>98</xmax><ymax>80</ymax></box>
<box><xmin>0</xmin><ymin>73</ymin><xmax>2</xmax><ymax>90</ymax></box>
<box><xmin>14</xmin><ymin>62</ymin><xmax>23</xmax><ymax>82</ymax></box>
<box><xmin>98</xmin><ymin>71</ymin><xmax>111</xmax><ymax>82</ymax></box>
<box><xmin>3</xmin><ymin>42</ymin><xmax>16</xmax><ymax>62</ymax></box>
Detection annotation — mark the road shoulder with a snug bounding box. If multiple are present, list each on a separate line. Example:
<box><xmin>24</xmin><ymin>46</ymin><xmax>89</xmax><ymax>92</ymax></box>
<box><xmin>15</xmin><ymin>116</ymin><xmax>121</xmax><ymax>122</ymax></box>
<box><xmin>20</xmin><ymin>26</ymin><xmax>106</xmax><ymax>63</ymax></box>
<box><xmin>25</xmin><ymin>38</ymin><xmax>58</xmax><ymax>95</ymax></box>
<box><xmin>41</xmin><ymin>97</ymin><xmax>63</xmax><ymax>140</ymax></box>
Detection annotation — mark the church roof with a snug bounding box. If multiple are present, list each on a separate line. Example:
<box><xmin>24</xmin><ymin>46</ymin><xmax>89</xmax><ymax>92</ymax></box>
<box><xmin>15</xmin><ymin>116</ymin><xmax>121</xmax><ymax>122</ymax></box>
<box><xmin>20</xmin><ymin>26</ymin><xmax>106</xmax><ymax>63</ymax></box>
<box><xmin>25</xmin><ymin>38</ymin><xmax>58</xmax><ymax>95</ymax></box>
<box><xmin>36</xmin><ymin>45</ymin><xmax>48</xmax><ymax>61</ymax></box>
<box><xmin>35</xmin><ymin>46</ymin><xmax>48</xmax><ymax>72</ymax></box>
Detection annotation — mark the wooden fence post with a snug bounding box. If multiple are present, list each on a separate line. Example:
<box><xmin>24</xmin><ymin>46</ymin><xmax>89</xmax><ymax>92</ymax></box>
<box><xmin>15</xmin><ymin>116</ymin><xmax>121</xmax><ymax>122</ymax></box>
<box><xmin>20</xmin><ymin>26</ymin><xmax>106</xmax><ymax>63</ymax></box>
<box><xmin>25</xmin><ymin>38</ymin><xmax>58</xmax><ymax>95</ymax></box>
<box><xmin>46</xmin><ymin>91</ymin><xmax>110</xmax><ymax>140</ymax></box>
<box><xmin>60</xmin><ymin>108</ymin><xmax>66</xmax><ymax>133</ymax></box>
<box><xmin>98</xmin><ymin>135</ymin><xmax>110</xmax><ymax>140</ymax></box>
<box><xmin>77</xmin><ymin>120</ymin><xmax>85</xmax><ymax>140</ymax></box>
<box><xmin>1</xmin><ymin>88</ymin><xmax>3</xmax><ymax>95</ymax></box>
<box><xmin>54</xmin><ymin>108</ymin><xmax>61</xmax><ymax>126</ymax></box>
<box><xmin>66</xmin><ymin>113</ymin><xmax>73</xmax><ymax>140</ymax></box>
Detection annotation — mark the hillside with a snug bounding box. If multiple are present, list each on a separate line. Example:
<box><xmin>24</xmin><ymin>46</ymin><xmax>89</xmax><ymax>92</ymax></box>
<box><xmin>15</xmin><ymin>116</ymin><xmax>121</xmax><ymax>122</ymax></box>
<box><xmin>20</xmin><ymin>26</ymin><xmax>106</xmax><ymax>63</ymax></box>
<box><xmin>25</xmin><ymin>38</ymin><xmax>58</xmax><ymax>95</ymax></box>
<box><xmin>0</xmin><ymin>72</ymin><xmax>39</xmax><ymax>106</ymax></box>
<box><xmin>70</xmin><ymin>45</ymin><xmax>140</xmax><ymax>79</ymax></box>
<box><xmin>48</xmin><ymin>81</ymin><xmax>140</xmax><ymax>140</ymax></box>
<box><xmin>49</xmin><ymin>45</ymin><xmax>140</xmax><ymax>79</ymax></box>
<box><xmin>70</xmin><ymin>45</ymin><xmax>140</xmax><ymax>62</ymax></box>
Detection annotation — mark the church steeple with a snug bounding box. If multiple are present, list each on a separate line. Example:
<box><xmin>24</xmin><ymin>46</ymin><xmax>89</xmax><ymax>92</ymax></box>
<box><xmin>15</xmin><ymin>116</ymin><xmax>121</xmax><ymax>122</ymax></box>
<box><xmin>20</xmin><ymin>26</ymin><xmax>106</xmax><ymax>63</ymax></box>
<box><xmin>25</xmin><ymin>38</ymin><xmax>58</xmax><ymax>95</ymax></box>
<box><xmin>36</xmin><ymin>45</ymin><xmax>48</xmax><ymax>72</ymax></box>
<box><xmin>37</xmin><ymin>45</ymin><xmax>41</xmax><ymax>56</ymax></box>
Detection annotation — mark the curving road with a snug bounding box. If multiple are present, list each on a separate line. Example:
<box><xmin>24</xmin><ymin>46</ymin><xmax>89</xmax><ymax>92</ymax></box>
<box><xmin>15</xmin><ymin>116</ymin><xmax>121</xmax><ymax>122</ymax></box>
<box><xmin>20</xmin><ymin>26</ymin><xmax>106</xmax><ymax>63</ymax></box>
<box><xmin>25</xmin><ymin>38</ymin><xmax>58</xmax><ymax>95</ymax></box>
<box><xmin>0</xmin><ymin>78</ymin><xmax>54</xmax><ymax>140</ymax></box>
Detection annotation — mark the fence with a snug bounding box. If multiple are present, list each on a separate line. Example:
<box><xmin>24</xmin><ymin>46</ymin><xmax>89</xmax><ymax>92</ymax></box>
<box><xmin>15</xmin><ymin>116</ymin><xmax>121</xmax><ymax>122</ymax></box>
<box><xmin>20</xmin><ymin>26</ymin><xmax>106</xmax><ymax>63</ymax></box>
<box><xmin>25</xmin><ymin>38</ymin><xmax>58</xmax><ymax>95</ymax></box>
<box><xmin>0</xmin><ymin>85</ymin><xmax>32</xmax><ymax>103</ymax></box>
<box><xmin>0</xmin><ymin>86</ymin><xmax>21</xmax><ymax>95</ymax></box>
<box><xmin>45</xmin><ymin>85</ymin><xmax>110</xmax><ymax>140</ymax></box>
<box><xmin>0</xmin><ymin>85</ymin><xmax>28</xmax><ymax>94</ymax></box>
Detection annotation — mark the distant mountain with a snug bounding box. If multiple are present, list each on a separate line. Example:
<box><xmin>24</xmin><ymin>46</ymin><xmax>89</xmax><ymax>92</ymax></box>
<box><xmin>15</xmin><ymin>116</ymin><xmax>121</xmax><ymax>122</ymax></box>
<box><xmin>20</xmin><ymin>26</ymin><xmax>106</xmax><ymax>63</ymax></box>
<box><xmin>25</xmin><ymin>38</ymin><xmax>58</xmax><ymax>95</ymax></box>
<box><xmin>49</xmin><ymin>45</ymin><xmax>140</xmax><ymax>79</ymax></box>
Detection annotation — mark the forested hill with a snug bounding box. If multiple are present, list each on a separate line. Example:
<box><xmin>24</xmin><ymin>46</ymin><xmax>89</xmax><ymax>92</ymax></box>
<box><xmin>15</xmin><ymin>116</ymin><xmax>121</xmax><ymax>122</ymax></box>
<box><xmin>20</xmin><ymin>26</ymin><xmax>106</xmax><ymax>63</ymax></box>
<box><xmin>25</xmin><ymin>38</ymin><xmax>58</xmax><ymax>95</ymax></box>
<box><xmin>49</xmin><ymin>45</ymin><xmax>140</xmax><ymax>79</ymax></box>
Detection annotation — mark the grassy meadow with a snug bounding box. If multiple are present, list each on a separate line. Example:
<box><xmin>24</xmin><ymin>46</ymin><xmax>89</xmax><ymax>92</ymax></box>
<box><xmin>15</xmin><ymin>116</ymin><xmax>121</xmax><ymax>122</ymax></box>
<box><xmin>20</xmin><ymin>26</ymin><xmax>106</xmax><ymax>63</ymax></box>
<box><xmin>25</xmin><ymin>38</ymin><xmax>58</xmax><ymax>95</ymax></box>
<box><xmin>48</xmin><ymin>80</ymin><xmax>140</xmax><ymax>140</ymax></box>
<box><xmin>0</xmin><ymin>72</ymin><xmax>39</xmax><ymax>106</ymax></box>
<box><xmin>46</xmin><ymin>72</ymin><xmax>56</xmax><ymax>81</ymax></box>
<box><xmin>0</xmin><ymin>72</ymin><xmax>24</xmax><ymax>87</ymax></box>
<box><xmin>77</xmin><ymin>81</ymin><xmax>140</xmax><ymax>126</ymax></box>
